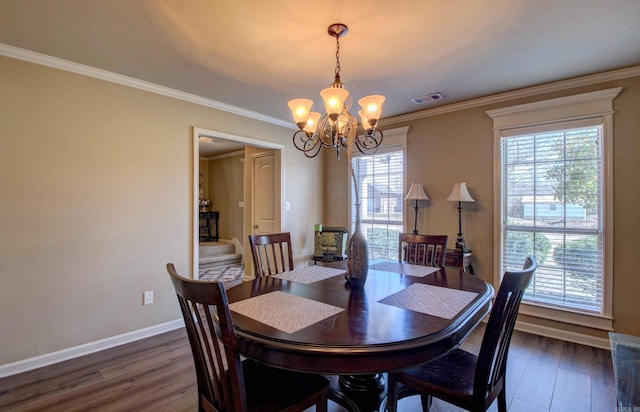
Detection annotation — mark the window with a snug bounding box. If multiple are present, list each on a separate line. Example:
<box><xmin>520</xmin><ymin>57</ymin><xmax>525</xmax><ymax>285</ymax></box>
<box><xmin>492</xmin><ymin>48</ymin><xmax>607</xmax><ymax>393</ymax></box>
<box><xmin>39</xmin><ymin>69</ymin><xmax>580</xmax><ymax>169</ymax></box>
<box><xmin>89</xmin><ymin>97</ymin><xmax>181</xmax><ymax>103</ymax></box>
<box><xmin>501</xmin><ymin>124</ymin><xmax>602</xmax><ymax>311</ymax></box>
<box><xmin>487</xmin><ymin>88</ymin><xmax>620</xmax><ymax>330</ymax></box>
<box><xmin>349</xmin><ymin>127</ymin><xmax>408</xmax><ymax>261</ymax></box>
<box><xmin>351</xmin><ymin>150</ymin><xmax>404</xmax><ymax>259</ymax></box>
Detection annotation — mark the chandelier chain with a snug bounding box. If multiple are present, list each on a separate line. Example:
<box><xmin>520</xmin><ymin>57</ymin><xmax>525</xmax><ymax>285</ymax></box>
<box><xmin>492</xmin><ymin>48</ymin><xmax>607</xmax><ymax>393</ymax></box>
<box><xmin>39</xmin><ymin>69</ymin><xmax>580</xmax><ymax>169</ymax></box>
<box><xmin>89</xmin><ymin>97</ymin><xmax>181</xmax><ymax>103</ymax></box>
<box><xmin>334</xmin><ymin>36</ymin><xmax>341</xmax><ymax>78</ymax></box>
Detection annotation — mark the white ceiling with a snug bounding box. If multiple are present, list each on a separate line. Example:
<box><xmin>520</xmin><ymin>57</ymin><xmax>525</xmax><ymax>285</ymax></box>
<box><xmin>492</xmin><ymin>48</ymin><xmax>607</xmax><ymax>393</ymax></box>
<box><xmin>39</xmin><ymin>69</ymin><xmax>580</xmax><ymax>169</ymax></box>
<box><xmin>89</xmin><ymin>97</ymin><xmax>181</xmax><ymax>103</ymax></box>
<box><xmin>2</xmin><ymin>1</ymin><xmax>639</xmax><ymax>155</ymax></box>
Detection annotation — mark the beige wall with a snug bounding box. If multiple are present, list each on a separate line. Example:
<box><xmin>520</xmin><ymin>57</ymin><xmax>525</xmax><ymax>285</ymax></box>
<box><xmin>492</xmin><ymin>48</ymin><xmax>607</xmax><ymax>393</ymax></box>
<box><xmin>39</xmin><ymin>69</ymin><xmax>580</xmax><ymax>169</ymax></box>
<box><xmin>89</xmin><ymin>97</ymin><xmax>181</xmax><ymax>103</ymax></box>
<box><xmin>324</xmin><ymin>74</ymin><xmax>640</xmax><ymax>339</ymax></box>
<box><xmin>198</xmin><ymin>159</ymin><xmax>210</xmax><ymax>201</ymax></box>
<box><xmin>282</xmin><ymin>148</ymin><xmax>325</xmax><ymax>264</ymax></box>
<box><xmin>0</xmin><ymin>55</ymin><xmax>322</xmax><ymax>365</ymax></box>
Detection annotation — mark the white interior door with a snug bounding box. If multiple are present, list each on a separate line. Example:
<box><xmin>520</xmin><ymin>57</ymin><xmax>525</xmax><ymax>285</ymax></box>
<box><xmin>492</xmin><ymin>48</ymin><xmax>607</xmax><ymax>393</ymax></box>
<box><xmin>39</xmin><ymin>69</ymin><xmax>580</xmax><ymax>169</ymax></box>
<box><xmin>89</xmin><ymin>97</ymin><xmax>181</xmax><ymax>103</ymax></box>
<box><xmin>252</xmin><ymin>152</ymin><xmax>276</xmax><ymax>234</ymax></box>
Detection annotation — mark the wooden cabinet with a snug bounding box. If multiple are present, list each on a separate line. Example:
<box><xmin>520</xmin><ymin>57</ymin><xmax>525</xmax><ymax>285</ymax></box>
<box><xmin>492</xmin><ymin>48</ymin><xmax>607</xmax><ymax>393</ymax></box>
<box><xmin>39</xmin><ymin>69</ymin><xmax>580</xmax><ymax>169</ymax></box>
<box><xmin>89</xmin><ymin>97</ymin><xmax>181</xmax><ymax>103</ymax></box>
<box><xmin>445</xmin><ymin>249</ymin><xmax>474</xmax><ymax>274</ymax></box>
<box><xmin>199</xmin><ymin>211</ymin><xmax>219</xmax><ymax>242</ymax></box>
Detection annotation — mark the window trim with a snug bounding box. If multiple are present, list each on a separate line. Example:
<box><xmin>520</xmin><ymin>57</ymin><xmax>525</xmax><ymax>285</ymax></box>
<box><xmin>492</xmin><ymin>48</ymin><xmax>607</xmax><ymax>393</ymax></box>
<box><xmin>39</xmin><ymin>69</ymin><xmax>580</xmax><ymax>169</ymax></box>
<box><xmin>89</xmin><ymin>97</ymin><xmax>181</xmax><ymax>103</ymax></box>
<box><xmin>487</xmin><ymin>88</ymin><xmax>621</xmax><ymax>330</ymax></box>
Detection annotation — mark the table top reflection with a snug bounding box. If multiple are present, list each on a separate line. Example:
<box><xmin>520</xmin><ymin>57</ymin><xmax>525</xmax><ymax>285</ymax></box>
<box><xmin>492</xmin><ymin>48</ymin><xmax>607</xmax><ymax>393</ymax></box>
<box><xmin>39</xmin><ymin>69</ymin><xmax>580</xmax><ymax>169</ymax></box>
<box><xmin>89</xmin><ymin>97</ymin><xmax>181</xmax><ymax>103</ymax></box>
<box><xmin>225</xmin><ymin>264</ymin><xmax>493</xmax><ymax>375</ymax></box>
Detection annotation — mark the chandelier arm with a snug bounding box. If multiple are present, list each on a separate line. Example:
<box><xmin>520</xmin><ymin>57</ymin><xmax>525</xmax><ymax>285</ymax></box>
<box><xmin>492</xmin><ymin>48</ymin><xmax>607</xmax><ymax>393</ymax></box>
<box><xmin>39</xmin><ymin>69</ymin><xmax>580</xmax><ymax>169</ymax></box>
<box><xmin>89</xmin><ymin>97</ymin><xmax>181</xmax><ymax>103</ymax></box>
<box><xmin>292</xmin><ymin>130</ymin><xmax>320</xmax><ymax>152</ymax></box>
<box><xmin>304</xmin><ymin>142</ymin><xmax>323</xmax><ymax>158</ymax></box>
<box><xmin>354</xmin><ymin>128</ymin><xmax>384</xmax><ymax>155</ymax></box>
<box><xmin>354</xmin><ymin>139</ymin><xmax>377</xmax><ymax>155</ymax></box>
<box><xmin>317</xmin><ymin>115</ymin><xmax>339</xmax><ymax>148</ymax></box>
<box><xmin>292</xmin><ymin>130</ymin><xmax>324</xmax><ymax>158</ymax></box>
<box><xmin>364</xmin><ymin>128</ymin><xmax>384</xmax><ymax>148</ymax></box>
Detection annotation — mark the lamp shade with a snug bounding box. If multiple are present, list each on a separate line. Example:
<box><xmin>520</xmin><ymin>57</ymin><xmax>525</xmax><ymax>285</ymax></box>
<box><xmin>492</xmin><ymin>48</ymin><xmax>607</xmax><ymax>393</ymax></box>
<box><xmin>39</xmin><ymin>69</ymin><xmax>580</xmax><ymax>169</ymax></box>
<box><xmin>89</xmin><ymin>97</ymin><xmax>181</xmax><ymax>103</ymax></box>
<box><xmin>446</xmin><ymin>182</ymin><xmax>475</xmax><ymax>202</ymax></box>
<box><xmin>404</xmin><ymin>183</ymin><xmax>429</xmax><ymax>200</ymax></box>
<box><xmin>320</xmin><ymin>86</ymin><xmax>349</xmax><ymax>120</ymax></box>
<box><xmin>303</xmin><ymin>112</ymin><xmax>321</xmax><ymax>134</ymax></box>
<box><xmin>358</xmin><ymin>95</ymin><xmax>385</xmax><ymax>126</ymax></box>
<box><xmin>287</xmin><ymin>99</ymin><xmax>313</xmax><ymax>128</ymax></box>
<box><xmin>357</xmin><ymin>109</ymin><xmax>371</xmax><ymax>129</ymax></box>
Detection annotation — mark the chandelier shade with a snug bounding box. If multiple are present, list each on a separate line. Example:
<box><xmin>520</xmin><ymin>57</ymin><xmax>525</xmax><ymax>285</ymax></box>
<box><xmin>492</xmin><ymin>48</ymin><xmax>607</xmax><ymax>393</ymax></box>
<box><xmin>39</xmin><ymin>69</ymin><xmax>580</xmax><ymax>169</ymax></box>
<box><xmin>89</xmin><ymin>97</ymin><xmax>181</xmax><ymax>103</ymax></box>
<box><xmin>303</xmin><ymin>112</ymin><xmax>321</xmax><ymax>134</ymax></box>
<box><xmin>358</xmin><ymin>95</ymin><xmax>385</xmax><ymax>127</ymax></box>
<box><xmin>288</xmin><ymin>23</ymin><xmax>385</xmax><ymax>159</ymax></box>
<box><xmin>320</xmin><ymin>87</ymin><xmax>349</xmax><ymax>120</ymax></box>
<box><xmin>287</xmin><ymin>99</ymin><xmax>314</xmax><ymax>129</ymax></box>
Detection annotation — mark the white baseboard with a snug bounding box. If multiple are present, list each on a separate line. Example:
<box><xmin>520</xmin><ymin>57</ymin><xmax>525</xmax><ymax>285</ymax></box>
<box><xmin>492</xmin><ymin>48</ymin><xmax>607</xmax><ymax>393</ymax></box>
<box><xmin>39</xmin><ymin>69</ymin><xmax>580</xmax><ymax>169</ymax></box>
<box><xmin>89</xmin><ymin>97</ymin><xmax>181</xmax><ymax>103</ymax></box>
<box><xmin>515</xmin><ymin>320</ymin><xmax>611</xmax><ymax>350</ymax></box>
<box><xmin>0</xmin><ymin>319</ymin><xmax>184</xmax><ymax>378</ymax></box>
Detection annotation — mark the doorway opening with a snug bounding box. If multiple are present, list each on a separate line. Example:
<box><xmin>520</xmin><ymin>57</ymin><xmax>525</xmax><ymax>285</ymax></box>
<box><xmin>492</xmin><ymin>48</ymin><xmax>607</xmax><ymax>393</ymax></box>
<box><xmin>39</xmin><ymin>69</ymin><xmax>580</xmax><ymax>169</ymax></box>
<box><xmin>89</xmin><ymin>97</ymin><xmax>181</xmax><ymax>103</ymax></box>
<box><xmin>192</xmin><ymin>127</ymin><xmax>284</xmax><ymax>279</ymax></box>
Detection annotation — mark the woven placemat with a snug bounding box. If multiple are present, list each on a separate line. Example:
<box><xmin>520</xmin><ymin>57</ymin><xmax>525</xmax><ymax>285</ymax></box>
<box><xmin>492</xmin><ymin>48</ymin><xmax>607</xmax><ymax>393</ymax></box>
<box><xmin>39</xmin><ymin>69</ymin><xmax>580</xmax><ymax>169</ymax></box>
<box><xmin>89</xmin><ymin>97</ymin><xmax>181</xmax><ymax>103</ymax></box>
<box><xmin>272</xmin><ymin>265</ymin><xmax>346</xmax><ymax>284</ymax></box>
<box><xmin>379</xmin><ymin>283</ymin><xmax>478</xmax><ymax>319</ymax></box>
<box><xmin>369</xmin><ymin>261</ymin><xmax>441</xmax><ymax>277</ymax></box>
<box><xmin>229</xmin><ymin>291</ymin><xmax>344</xmax><ymax>334</ymax></box>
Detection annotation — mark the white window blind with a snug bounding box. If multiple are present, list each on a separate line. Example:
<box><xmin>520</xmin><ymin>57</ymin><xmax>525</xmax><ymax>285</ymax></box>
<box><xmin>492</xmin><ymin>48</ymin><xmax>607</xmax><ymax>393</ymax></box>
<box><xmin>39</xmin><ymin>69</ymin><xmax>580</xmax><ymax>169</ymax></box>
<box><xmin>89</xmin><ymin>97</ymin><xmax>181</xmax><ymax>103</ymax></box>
<box><xmin>351</xmin><ymin>149</ymin><xmax>404</xmax><ymax>260</ymax></box>
<box><xmin>501</xmin><ymin>123</ymin><xmax>604</xmax><ymax>313</ymax></box>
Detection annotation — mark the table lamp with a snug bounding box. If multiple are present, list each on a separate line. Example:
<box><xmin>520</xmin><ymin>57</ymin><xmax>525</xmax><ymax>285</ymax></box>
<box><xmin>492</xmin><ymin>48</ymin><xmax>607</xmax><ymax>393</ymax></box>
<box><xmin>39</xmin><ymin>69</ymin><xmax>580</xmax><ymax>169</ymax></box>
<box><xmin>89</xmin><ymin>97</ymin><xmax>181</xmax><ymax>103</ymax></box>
<box><xmin>404</xmin><ymin>183</ymin><xmax>429</xmax><ymax>234</ymax></box>
<box><xmin>446</xmin><ymin>182</ymin><xmax>475</xmax><ymax>252</ymax></box>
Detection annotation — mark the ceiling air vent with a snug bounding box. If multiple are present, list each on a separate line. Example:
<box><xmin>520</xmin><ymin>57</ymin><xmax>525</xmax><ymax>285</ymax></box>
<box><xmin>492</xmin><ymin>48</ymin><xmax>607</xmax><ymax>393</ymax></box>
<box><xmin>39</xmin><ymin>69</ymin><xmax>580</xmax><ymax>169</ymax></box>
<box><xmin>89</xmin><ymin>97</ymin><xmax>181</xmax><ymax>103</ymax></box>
<box><xmin>411</xmin><ymin>92</ymin><xmax>446</xmax><ymax>105</ymax></box>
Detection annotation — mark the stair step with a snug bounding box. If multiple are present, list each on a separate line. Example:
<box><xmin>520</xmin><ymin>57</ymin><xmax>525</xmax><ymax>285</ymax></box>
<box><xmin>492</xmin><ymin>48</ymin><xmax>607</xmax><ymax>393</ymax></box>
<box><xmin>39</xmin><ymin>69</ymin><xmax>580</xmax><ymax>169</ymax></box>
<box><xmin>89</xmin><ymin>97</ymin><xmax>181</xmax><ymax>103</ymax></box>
<box><xmin>199</xmin><ymin>253</ymin><xmax>242</xmax><ymax>268</ymax></box>
<box><xmin>199</xmin><ymin>241</ymin><xmax>235</xmax><ymax>258</ymax></box>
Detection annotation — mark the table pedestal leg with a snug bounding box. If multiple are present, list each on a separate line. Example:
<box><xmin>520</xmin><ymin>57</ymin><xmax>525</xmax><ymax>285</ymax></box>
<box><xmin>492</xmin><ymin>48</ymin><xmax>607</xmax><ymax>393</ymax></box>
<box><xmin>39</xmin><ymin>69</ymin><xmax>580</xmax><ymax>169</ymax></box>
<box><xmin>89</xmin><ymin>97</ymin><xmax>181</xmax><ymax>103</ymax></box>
<box><xmin>338</xmin><ymin>374</ymin><xmax>385</xmax><ymax>412</ymax></box>
<box><xmin>339</xmin><ymin>373</ymin><xmax>385</xmax><ymax>392</ymax></box>
<box><xmin>328</xmin><ymin>387</ymin><xmax>361</xmax><ymax>412</ymax></box>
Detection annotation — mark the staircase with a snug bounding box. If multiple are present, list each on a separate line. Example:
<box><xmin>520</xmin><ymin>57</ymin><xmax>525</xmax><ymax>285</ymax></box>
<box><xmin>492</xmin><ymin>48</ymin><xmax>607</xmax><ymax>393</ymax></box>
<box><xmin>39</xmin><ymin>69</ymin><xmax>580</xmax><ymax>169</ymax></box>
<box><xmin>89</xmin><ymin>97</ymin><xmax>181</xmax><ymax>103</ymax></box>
<box><xmin>199</xmin><ymin>239</ymin><xmax>242</xmax><ymax>269</ymax></box>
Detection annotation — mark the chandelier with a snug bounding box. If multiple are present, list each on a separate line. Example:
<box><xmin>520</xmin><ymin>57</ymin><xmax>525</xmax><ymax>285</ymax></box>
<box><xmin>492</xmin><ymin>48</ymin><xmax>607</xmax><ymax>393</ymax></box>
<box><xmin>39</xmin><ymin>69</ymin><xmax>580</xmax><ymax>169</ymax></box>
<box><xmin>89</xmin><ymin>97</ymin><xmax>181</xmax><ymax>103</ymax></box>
<box><xmin>287</xmin><ymin>23</ymin><xmax>385</xmax><ymax>159</ymax></box>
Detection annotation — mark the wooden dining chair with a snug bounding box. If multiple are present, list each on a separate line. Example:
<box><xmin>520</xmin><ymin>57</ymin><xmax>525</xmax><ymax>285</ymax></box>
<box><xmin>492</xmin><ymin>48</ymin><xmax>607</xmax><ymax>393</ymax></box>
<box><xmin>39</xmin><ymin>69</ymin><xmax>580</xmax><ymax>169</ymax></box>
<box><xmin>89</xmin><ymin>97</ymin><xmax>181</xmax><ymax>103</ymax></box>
<box><xmin>384</xmin><ymin>256</ymin><xmax>538</xmax><ymax>412</ymax></box>
<box><xmin>248</xmin><ymin>232</ymin><xmax>294</xmax><ymax>277</ymax></box>
<box><xmin>398</xmin><ymin>233</ymin><xmax>448</xmax><ymax>267</ymax></box>
<box><xmin>167</xmin><ymin>263</ymin><xmax>329</xmax><ymax>412</ymax></box>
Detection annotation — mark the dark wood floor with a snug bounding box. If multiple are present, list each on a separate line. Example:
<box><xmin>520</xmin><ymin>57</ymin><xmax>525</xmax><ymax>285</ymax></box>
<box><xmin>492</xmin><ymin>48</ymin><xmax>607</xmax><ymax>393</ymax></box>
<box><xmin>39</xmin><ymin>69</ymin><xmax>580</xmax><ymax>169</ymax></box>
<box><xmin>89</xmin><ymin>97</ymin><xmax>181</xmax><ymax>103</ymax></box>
<box><xmin>0</xmin><ymin>324</ymin><xmax>617</xmax><ymax>411</ymax></box>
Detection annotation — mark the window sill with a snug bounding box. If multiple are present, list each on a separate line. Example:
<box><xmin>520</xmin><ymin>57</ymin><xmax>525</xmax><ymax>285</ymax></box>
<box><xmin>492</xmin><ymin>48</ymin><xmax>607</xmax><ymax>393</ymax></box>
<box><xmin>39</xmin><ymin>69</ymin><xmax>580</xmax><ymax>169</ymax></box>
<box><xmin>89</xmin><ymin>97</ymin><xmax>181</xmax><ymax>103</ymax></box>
<box><xmin>519</xmin><ymin>301</ymin><xmax>613</xmax><ymax>331</ymax></box>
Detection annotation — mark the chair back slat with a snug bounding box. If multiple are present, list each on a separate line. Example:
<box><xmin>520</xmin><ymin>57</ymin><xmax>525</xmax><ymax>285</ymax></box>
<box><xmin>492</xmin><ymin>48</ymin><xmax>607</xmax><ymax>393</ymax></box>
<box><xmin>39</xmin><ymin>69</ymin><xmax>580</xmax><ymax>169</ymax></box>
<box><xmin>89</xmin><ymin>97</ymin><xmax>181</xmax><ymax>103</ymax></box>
<box><xmin>473</xmin><ymin>256</ymin><xmax>537</xmax><ymax>407</ymax></box>
<box><xmin>248</xmin><ymin>232</ymin><xmax>294</xmax><ymax>277</ymax></box>
<box><xmin>398</xmin><ymin>233</ymin><xmax>448</xmax><ymax>267</ymax></box>
<box><xmin>167</xmin><ymin>264</ymin><xmax>247</xmax><ymax>412</ymax></box>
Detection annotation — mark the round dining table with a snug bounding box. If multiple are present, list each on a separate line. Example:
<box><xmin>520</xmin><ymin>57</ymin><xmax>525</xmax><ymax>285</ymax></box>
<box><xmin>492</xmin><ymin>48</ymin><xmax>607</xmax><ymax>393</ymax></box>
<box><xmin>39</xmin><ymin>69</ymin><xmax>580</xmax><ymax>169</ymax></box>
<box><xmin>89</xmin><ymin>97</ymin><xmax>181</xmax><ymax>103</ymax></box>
<box><xmin>225</xmin><ymin>263</ymin><xmax>493</xmax><ymax>411</ymax></box>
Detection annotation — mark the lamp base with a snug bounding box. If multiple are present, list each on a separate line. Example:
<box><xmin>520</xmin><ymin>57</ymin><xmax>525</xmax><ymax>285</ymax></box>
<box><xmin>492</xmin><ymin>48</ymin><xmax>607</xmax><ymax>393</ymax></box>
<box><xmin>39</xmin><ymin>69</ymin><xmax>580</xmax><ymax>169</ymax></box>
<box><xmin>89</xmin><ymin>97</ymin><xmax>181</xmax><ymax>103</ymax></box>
<box><xmin>454</xmin><ymin>235</ymin><xmax>469</xmax><ymax>253</ymax></box>
<box><xmin>412</xmin><ymin>202</ymin><xmax>419</xmax><ymax>235</ymax></box>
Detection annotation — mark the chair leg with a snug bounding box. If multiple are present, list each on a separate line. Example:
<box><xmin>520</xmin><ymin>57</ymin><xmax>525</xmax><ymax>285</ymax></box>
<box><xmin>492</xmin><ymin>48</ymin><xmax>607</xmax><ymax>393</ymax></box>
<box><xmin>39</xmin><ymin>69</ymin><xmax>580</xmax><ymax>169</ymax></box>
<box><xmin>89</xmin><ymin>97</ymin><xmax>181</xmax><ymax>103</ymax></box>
<box><xmin>497</xmin><ymin>389</ymin><xmax>507</xmax><ymax>412</ymax></box>
<box><xmin>380</xmin><ymin>379</ymin><xmax>427</xmax><ymax>412</ymax></box>
<box><xmin>420</xmin><ymin>394</ymin><xmax>432</xmax><ymax>411</ymax></box>
<box><xmin>316</xmin><ymin>398</ymin><xmax>328</xmax><ymax>412</ymax></box>
<box><xmin>386</xmin><ymin>375</ymin><xmax>399</xmax><ymax>412</ymax></box>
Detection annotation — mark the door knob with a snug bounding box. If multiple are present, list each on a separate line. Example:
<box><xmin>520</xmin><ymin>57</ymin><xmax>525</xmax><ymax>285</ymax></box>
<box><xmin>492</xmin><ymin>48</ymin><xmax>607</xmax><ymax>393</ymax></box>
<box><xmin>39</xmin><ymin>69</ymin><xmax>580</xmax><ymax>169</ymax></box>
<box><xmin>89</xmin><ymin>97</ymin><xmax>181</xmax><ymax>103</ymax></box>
<box><xmin>253</xmin><ymin>224</ymin><xmax>259</xmax><ymax>229</ymax></box>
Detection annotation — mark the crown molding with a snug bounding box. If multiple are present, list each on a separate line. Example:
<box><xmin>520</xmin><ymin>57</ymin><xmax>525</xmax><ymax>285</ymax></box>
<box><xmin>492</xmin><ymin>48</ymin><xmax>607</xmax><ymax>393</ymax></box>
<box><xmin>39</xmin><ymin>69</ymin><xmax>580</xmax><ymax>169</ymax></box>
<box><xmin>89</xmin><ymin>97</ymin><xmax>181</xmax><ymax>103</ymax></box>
<box><xmin>382</xmin><ymin>65</ymin><xmax>640</xmax><ymax>125</ymax></box>
<box><xmin>0</xmin><ymin>43</ymin><xmax>293</xmax><ymax>129</ymax></box>
<box><xmin>3</xmin><ymin>43</ymin><xmax>638</xmax><ymax>130</ymax></box>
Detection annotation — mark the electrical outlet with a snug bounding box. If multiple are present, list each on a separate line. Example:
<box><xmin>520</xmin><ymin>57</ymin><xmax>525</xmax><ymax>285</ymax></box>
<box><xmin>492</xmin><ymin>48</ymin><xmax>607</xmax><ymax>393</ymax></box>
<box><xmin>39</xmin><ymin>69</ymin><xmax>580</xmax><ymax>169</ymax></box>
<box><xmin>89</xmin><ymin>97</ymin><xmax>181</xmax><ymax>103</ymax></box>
<box><xmin>143</xmin><ymin>290</ymin><xmax>154</xmax><ymax>305</ymax></box>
